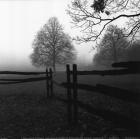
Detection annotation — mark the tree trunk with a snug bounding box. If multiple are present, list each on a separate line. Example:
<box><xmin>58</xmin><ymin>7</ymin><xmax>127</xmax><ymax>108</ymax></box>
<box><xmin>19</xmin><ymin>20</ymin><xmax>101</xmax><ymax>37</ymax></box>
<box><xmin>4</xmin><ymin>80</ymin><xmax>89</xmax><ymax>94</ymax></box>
<box><xmin>112</xmin><ymin>35</ymin><xmax>118</xmax><ymax>63</ymax></box>
<box><xmin>114</xmin><ymin>47</ymin><xmax>117</xmax><ymax>63</ymax></box>
<box><xmin>53</xmin><ymin>62</ymin><xmax>56</xmax><ymax>72</ymax></box>
<box><xmin>113</xmin><ymin>40</ymin><xmax>117</xmax><ymax>62</ymax></box>
<box><xmin>53</xmin><ymin>45</ymin><xmax>56</xmax><ymax>72</ymax></box>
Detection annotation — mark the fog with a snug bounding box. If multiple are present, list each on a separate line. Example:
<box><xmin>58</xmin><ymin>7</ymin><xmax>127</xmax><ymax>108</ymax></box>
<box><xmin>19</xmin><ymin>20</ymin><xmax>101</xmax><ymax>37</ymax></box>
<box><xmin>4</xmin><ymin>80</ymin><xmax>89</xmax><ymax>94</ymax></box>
<box><xmin>0</xmin><ymin>0</ymin><xmax>94</xmax><ymax>71</ymax></box>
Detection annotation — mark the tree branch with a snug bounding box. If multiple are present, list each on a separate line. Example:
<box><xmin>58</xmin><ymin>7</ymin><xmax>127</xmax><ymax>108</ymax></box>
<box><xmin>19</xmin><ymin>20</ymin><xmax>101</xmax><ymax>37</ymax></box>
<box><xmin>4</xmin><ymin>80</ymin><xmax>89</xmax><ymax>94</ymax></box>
<box><xmin>67</xmin><ymin>0</ymin><xmax>140</xmax><ymax>42</ymax></box>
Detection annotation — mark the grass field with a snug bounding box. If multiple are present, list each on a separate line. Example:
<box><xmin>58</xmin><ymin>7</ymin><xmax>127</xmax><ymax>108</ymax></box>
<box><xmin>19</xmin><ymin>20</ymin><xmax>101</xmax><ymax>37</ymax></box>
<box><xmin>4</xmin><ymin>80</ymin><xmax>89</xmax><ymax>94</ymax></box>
<box><xmin>0</xmin><ymin>72</ymin><xmax>139</xmax><ymax>137</ymax></box>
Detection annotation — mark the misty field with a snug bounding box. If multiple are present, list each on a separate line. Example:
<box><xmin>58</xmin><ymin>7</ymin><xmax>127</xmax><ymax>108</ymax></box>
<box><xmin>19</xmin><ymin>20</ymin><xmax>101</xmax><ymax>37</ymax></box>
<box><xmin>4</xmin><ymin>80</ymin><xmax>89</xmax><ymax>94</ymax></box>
<box><xmin>0</xmin><ymin>72</ymin><xmax>139</xmax><ymax>137</ymax></box>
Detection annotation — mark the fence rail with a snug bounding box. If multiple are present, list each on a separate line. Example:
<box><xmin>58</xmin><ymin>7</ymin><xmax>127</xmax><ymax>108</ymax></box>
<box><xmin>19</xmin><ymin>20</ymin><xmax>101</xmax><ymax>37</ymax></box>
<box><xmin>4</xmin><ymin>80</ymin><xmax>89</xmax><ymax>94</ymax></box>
<box><xmin>0</xmin><ymin>69</ymin><xmax>53</xmax><ymax>97</ymax></box>
<box><xmin>70</xmin><ymin>68</ymin><xmax>140</xmax><ymax>75</ymax></box>
<box><xmin>0</xmin><ymin>71</ymin><xmax>46</xmax><ymax>75</ymax></box>
<box><xmin>0</xmin><ymin>77</ymin><xmax>47</xmax><ymax>82</ymax></box>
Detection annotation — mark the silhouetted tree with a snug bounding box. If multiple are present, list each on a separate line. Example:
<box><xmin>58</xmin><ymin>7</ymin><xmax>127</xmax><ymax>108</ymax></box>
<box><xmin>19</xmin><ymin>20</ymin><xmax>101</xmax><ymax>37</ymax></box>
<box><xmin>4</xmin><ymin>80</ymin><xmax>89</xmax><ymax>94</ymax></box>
<box><xmin>30</xmin><ymin>17</ymin><xmax>76</xmax><ymax>71</ymax></box>
<box><xmin>67</xmin><ymin>0</ymin><xmax>140</xmax><ymax>42</ymax></box>
<box><xmin>93</xmin><ymin>25</ymin><xmax>129</xmax><ymax>66</ymax></box>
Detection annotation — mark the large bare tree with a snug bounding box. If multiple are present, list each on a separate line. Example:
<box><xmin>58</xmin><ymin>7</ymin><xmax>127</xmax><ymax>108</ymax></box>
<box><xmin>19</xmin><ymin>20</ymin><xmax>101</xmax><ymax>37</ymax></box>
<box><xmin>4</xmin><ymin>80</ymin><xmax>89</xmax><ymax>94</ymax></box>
<box><xmin>30</xmin><ymin>17</ymin><xmax>76</xmax><ymax>71</ymax></box>
<box><xmin>93</xmin><ymin>25</ymin><xmax>129</xmax><ymax>66</ymax></box>
<box><xmin>67</xmin><ymin>0</ymin><xmax>140</xmax><ymax>42</ymax></box>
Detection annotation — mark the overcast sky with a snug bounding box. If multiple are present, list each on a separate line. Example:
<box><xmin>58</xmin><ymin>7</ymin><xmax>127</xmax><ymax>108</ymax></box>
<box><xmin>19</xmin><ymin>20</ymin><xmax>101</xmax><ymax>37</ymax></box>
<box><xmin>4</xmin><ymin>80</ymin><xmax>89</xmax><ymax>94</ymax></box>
<box><xmin>0</xmin><ymin>0</ymin><xmax>94</xmax><ymax>71</ymax></box>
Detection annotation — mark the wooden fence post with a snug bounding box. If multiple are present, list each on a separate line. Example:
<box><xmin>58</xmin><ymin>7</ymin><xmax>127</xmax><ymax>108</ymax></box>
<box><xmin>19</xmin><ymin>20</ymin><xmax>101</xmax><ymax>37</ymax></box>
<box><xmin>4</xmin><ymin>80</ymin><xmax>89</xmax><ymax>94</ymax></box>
<box><xmin>66</xmin><ymin>64</ymin><xmax>72</xmax><ymax>124</ymax></box>
<box><xmin>49</xmin><ymin>68</ymin><xmax>53</xmax><ymax>97</ymax></box>
<box><xmin>46</xmin><ymin>68</ymin><xmax>49</xmax><ymax>97</ymax></box>
<box><xmin>73</xmin><ymin>64</ymin><xmax>78</xmax><ymax>124</ymax></box>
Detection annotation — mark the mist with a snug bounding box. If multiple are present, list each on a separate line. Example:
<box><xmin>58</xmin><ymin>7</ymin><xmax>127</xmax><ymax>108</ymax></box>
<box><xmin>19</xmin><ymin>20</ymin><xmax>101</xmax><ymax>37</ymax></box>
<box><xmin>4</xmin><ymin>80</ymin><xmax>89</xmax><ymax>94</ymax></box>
<box><xmin>0</xmin><ymin>0</ymin><xmax>94</xmax><ymax>71</ymax></box>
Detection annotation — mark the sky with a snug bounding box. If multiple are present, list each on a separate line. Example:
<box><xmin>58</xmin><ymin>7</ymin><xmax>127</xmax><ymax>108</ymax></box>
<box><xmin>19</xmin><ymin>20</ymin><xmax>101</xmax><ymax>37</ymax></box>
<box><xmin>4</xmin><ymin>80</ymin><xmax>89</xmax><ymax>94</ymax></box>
<box><xmin>0</xmin><ymin>0</ymin><xmax>94</xmax><ymax>71</ymax></box>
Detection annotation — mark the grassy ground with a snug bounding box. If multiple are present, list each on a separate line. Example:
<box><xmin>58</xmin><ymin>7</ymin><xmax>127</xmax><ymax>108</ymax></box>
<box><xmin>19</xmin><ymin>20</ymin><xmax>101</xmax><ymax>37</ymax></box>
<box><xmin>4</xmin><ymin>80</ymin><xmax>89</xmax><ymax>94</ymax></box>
<box><xmin>0</xmin><ymin>73</ymin><xmax>139</xmax><ymax>137</ymax></box>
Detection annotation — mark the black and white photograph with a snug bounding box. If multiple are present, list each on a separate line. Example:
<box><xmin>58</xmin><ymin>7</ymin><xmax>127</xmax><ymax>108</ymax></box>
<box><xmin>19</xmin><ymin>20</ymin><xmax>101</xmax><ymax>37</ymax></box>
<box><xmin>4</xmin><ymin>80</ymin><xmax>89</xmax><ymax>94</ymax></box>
<box><xmin>0</xmin><ymin>0</ymin><xmax>139</xmax><ymax>138</ymax></box>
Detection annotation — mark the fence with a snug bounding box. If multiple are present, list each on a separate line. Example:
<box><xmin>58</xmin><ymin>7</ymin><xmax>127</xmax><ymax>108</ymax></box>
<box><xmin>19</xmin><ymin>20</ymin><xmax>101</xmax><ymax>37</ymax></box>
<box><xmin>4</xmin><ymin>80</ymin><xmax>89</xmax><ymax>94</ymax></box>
<box><xmin>41</xmin><ymin>61</ymin><xmax>139</xmax><ymax>133</ymax></box>
<box><xmin>60</xmin><ymin>62</ymin><xmax>140</xmax><ymax>134</ymax></box>
<box><xmin>0</xmin><ymin>61</ymin><xmax>140</xmax><ymax>134</ymax></box>
<box><xmin>0</xmin><ymin>69</ymin><xmax>53</xmax><ymax>97</ymax></box>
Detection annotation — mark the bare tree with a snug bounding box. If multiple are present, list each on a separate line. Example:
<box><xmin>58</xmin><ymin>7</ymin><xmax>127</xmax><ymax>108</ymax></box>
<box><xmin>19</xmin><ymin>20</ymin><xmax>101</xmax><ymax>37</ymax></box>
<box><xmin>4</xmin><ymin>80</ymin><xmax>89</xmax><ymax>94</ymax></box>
<box><xmin>30</xmin><ymin>17</ymin><xmax>76</xmax><ymax>71</ymax></box>
<box><xmin>67</xmin><ymin>0</ymin><xmax>140</xmax><ymax>42</ymax></box>
<box><xmin>93</xmin><ymin>25</ymin><xmax>129</xmax><ymax>66</ymax></box>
